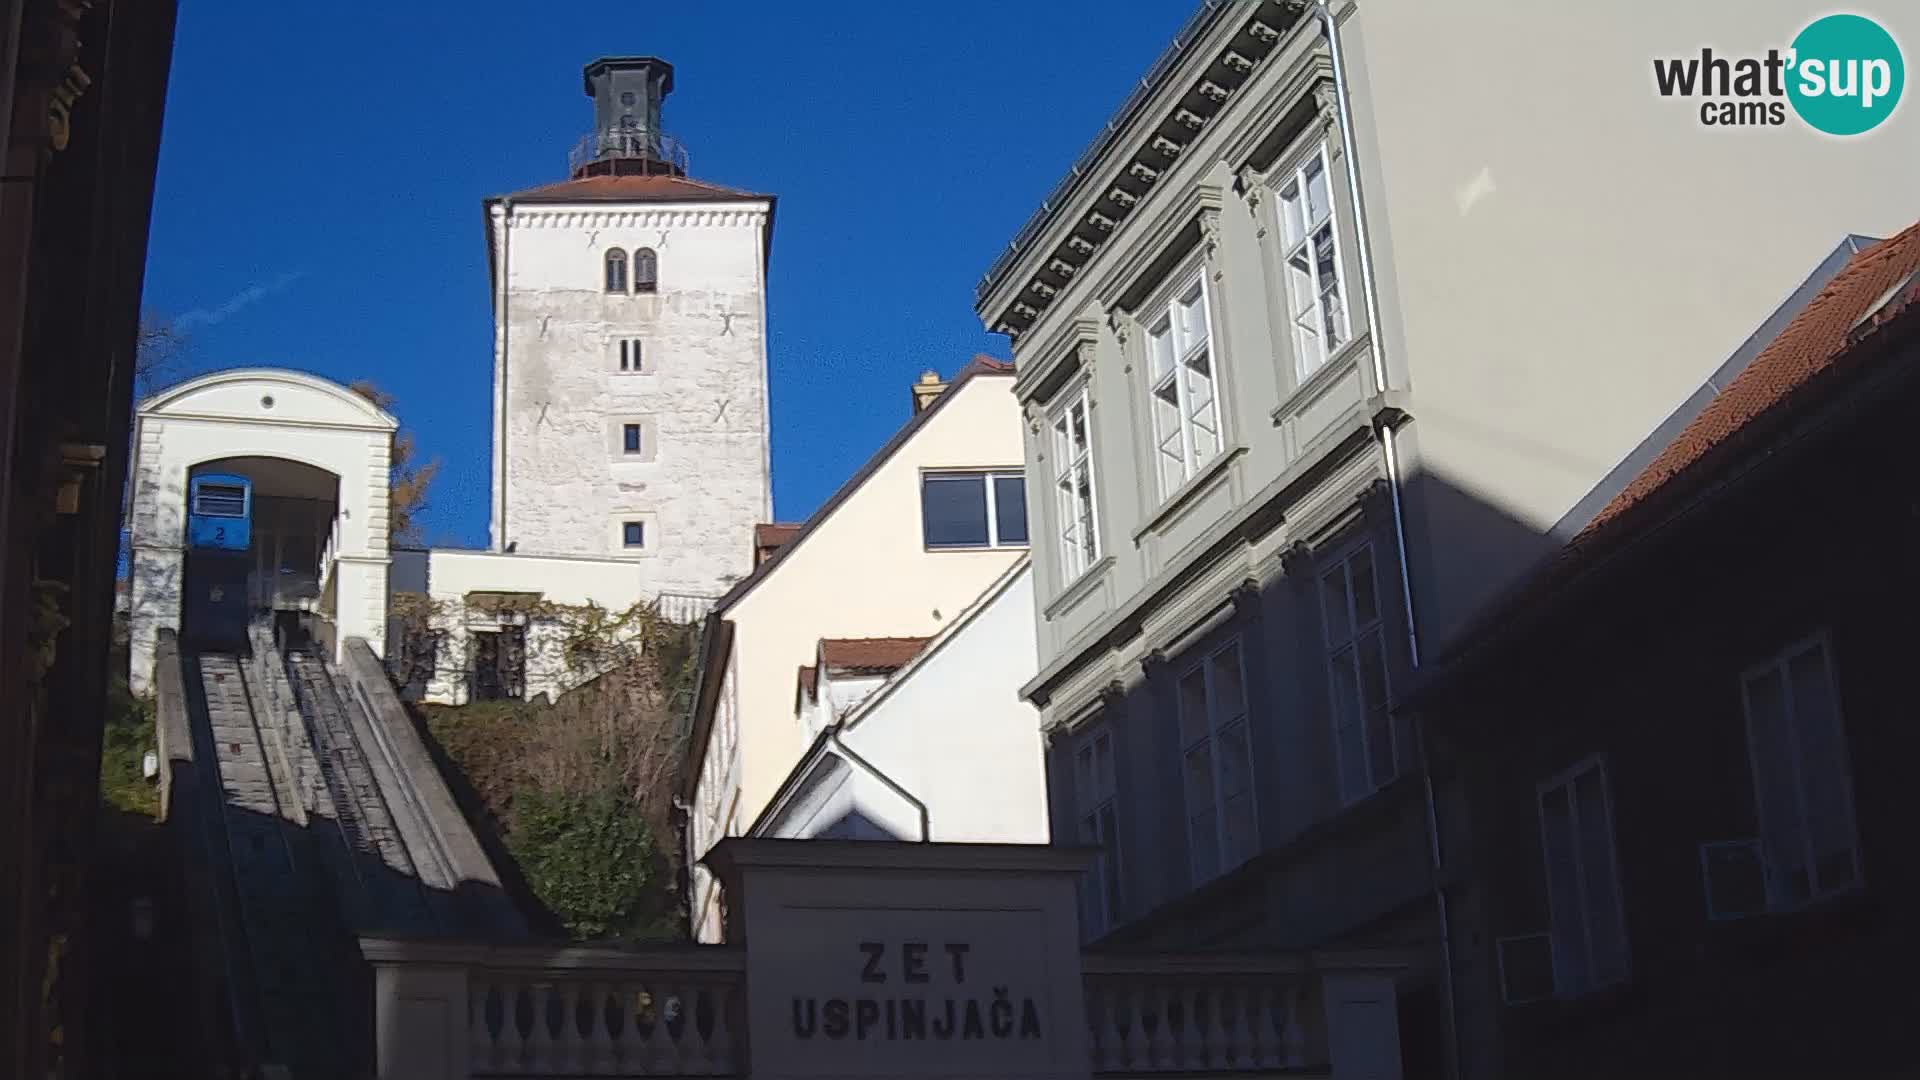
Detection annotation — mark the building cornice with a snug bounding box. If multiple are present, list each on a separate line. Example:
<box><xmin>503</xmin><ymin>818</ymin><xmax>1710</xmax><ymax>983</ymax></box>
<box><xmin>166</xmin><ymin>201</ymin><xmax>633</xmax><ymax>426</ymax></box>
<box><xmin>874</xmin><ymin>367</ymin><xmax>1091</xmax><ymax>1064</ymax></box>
<box><xmin>975</xmin><ymin>0</ymin><xmax>1307</xmax><ymax>341</ymax></box>
<box><xmin>507</xmin><ymin>204</ymin><xmax>770</xmax><ymax>230</ymax></box>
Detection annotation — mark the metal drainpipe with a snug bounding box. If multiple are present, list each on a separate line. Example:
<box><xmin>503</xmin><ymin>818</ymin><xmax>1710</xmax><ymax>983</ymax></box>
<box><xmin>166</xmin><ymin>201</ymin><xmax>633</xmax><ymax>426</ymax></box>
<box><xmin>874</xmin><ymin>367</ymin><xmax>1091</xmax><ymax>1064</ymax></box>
<box><xmin>671</xmin><ymin>792</ymin><xmax>697</xmax><ymax>930</ymax></box>
<box><xmin>827</xmin><ymin>726</ymin><xmax>931</xmax><ymax>843</ymax></box>
<box><xmin>1312</xmin><ymin>3</ymin><xmax>1460</xmax><ymax>1077</ymax></box>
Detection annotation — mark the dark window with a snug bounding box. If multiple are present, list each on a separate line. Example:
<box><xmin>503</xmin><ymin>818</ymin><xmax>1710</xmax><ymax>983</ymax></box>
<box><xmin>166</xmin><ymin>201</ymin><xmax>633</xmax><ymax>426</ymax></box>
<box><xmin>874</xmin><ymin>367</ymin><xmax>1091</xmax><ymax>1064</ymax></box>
<box><xmin>994</xmin><ymin>474</ymin><xmax>1028</xmax><ymax>544</ymax></box>
<box><xmin>604</xmin><ymin>249</ymin><xmax>627</xmax><ymax>293</ymax></box>
<box><xmin>623</xmin><ymin>424</ymin><xmax>642</xmax><ymax>454</ymax></box>
<box><xmin>921</xmin><ymin>471</ymin><xmax>1027</xmax><ymax>549</ymax></box>
<box><xmin>193</xmin><ymin>482</ymin><xmax>247</xmax><ymax>518</ymax></box>
<box><xmin>622</xmin><ymin>521</ymin><xmax>645</xmax><ymax>548</ymax></box>
<box><xmin>619</xmin><ymin>338</ymin><xmax>644</xmax><ymax>372</ymax></box>
<box><xmin>620</xmin><ymin>90</ymin><xmax>637</xmax><ymax>106</ymax></box>
<box><xmin>634</xmin><ymin>248</ymin><xmax>658</xmax><ymax>293</ymax></box>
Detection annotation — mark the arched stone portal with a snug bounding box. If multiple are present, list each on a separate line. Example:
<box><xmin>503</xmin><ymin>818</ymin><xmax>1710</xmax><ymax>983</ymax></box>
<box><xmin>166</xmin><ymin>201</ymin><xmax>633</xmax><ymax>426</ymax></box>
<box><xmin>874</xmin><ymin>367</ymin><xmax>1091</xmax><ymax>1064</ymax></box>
<box><xmin>127</xmin><ymin>369</ymin><xmax>397</xmax><ymax>694</ymax></box>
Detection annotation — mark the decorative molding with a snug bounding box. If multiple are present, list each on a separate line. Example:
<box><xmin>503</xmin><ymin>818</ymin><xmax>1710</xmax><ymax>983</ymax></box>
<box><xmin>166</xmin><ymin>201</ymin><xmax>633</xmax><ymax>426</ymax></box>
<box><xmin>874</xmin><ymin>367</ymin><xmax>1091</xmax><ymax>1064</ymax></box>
<box><xmin>510</xmin><ymin>207</ymin><xmax>769</xmax><ymax>231</ymax></box>
<box><xmin>1140</xmin><ymin>648</ymin><xmax>1168</xmax><ymax>677</ymax></box>
<box><xmin>1106</xmin><ymin>309</ymin><xmax>1132</xmax><ymax>348</ymax></box>
<box><xmin>1230</xmin><ymin>577</ymin><xmax>1262</xmax><ymax>617</ymax></box>
<box><xmin>1199</xmin><ymin>207</ymin><xmax>1223</xmax><ymax>264</ymax></box>
<box><xmin>981</xmin><ymin>0</ymin><xmax>1295</xmax><ymax>339</ymax></box>
<box><xmin>1279</xmin><ymin>540</ymin><xmax>1315</xmax><ymax>578</ymax></box>
<box><xmin>1047</xmin><ymin>258</ymin><xmax>1079</xmax><ymax>280</ymax></box>
<box><xmin>1090</xmin><ymin>182</ymin><xmax>1226</xmax><ymax>313</ymax></box>
<box><xmin>1029</xmin><ymin>280</ymin><xmax>1058</xmax><ymax>299</ymax></box>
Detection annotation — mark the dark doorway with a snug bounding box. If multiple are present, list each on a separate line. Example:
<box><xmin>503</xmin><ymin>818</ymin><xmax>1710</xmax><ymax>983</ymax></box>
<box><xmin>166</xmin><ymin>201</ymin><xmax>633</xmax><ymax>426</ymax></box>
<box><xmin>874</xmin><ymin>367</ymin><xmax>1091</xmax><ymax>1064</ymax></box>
<box><xmin>469</xmin><ymin>627</ymin><xmax>526</xmax><ymax>702</ymax></box>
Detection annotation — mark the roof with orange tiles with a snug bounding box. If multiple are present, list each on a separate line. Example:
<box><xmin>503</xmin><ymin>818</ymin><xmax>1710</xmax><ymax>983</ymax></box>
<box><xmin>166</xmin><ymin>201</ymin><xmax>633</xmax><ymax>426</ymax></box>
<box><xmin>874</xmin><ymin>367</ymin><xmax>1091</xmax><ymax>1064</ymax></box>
<box><xmin>1576</xmin><ymin>220</ymin><xmax>1920</xmax><ymax>539</ymax></box>
<box><xmin>493</xmin><ymin>173</ymin><xmax>769</xmax><ymax>204</ymax></box>
<box><xmin>818</xmin><ymin>637</ymin><xmax>932</xmax><ymax>675</ymax></box>
<box><xmin>1422</xmin><ymin>220</ymin><xmax>1920</xmax><ymax>683</ymax></box>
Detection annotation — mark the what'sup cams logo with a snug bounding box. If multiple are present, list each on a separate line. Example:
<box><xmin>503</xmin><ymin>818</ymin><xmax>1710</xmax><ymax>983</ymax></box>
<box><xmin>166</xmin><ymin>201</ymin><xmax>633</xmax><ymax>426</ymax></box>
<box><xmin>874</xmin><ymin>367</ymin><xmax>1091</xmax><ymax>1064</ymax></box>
<box><xmin>1654</xmin><ymin>13</ymin><xmax>1904</xmax><ymax>134</ymax></box>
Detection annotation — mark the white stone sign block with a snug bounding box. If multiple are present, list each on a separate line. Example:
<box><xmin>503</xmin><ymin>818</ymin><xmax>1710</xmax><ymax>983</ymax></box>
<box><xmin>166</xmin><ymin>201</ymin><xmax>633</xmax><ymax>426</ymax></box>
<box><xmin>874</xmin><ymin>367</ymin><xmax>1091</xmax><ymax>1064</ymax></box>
<box><xmin>706</xmin><ymin>839</ymin><xmax>1094</xmax><ymax>1080</ymax></box>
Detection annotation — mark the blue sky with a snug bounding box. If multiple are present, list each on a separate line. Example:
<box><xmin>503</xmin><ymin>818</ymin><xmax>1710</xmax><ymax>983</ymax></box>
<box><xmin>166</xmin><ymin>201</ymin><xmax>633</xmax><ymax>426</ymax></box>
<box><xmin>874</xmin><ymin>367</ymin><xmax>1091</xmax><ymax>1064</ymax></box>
<box><xmin>142</xmin><ymin>1</ymin><xmax>1194</xmax><ymax>547</ymax></box>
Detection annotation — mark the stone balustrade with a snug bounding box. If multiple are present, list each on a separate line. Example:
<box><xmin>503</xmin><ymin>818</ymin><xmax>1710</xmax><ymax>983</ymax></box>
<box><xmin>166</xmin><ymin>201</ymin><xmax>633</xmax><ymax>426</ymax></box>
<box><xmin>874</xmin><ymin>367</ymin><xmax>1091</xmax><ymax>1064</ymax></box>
<box><xmin>1081</xmin><ymin>953</ymin><xmax>1325</xmax><ymax>1073</ymax></box>
<box><xmin>363</xmin><ymin>939</ymin><xmax>747</xmax><ymax>1079</ymax></box>
<box><xmin>364</xmin><ymin>937</ymin><xmax>1405</xmax><ymax>1080</ymax></box>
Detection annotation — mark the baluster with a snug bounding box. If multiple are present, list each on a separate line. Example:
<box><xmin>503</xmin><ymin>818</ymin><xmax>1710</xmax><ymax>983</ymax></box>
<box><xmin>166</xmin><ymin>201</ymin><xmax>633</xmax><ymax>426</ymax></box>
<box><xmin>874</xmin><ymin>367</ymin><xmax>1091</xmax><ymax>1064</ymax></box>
<box><xmin>590</xmin><ymin>982</ymin><xmax>620</xmax><ymax>1075</ymax></box>
<box><xmin>556</xmin><ymin>982</ymin><xmax>584</xmax><ymax>1073</ymax></box>
<box><xmin>1248</xmin><ymin>985</ymin><xmax>1279</xmax><ymax>1069</ymax></box>
<box><xmin>469</xmin><ymin>979</ymin><xmax>496</xmax><ymax>1073</ymax></box>
<box><xmin>1136</xmin><ymin>984</ymin><xmax>1164</xmax><ymax>1068</ymax></box>
<box><xmin>523</xmin><ymin>982</ymin><xmax>553</xmax><ymax>1073</ymax></box>
<box><xmin>708</xmin><ymin>981</ymin><xmax>736</xmax><ymax>1074</ymax></box>
<box><xmin>1181</xmin><ymin>986</ymin><xmax>1208</xmax><ymax>1068</ymax></box>
<box><xmin>685</xmin><ymin>982</ymin><xmax>715</xmax><ymax>1075</ymax></box>
<box><xmin>646</xmin><ymin>982</ymin><xmax>680</xmax><ymax>1075</ymax></box>
<box><xmin>1214</xmin><ymin>985</ymin><xmax>1241</xmax><ymax>1069</ymax></box>
<box><xmin>496</xmin><ymin>981</ymin><xmax>526</xmax><ymax>1074</ymax></box>
<box><xmin>1118</xmin><ymin>983</ymin><xmax>1145</xmax><ymax>1071</ymax></box>
<box><xmin>1085</xmin><ymin>983</ymin><xmax>1107</xmax><ymax>1072</ymax></box>
<box><xmin>1279</xmin><ymin>984</ymin><xmax>1307</xmax><ymax>1067</ymax></box>
<box><xmin>616</xmin><ymin>983</ymin><xmax>649</xmax><ymax>1074</ymax></box>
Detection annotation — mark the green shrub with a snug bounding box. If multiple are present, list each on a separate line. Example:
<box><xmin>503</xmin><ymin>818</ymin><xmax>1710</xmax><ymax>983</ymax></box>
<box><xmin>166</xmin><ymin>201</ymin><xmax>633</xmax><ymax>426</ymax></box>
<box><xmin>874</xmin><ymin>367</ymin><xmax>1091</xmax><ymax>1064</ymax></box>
<box><xmin>100</xmin><ymin>677</ymin><xmax>157</xmax><ymax>817</ymax></box>
<box><xmin>508</xmin><ymin>784</ymin><xmax>658</xmax><ymax>940</ymax></box>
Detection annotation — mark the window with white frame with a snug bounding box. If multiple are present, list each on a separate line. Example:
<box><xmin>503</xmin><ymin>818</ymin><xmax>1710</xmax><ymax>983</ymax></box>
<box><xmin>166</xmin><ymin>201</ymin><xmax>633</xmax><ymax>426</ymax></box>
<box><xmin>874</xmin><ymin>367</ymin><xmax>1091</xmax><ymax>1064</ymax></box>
<box><xmin>1275</xmin><ymin>144</ymin><xmax>1350</xmax><ymax>380</ymax></box>
<box><xmin>1072</xmin><ymin>722</ymin><xmax>1123</xmax><ymax>937</ymax></box>
<box><xmin>1146</xmin><ymin>275</ymin><xmax>1224</xmax><ymax>497</ymax></box>
<box><xmin>1537</xmin><ymin>756</ymin><xmax>1629</xmax><ymax>996</ymax></box>
<box><xmin>1178</xmin><ymin>640</ymin><xmax>1255</xmax><ymax>883</ymax></box>
<box><xmin>1050</xmin><ymin>386</ymin><xmax>1100</xmax><ymax>580</ymax></box>
<box><xmin>1740</xmin><ymin>634</ymin><xmax>1861</xmax><ymax>910</ymax></box>
<box><xmin>921</xmin><ymin>470</ymin><xmax>1027</xmax><ymax>549</ymax></box>
<box><xmin>1322</xmin><ymin>544</ymin><xmax>1396</xmax><ymax>803</ymax></box>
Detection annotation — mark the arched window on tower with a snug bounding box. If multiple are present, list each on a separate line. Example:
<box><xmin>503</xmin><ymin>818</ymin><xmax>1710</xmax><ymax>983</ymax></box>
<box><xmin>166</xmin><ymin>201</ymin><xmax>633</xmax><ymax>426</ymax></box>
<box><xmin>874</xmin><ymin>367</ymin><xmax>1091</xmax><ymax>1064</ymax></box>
<box><xmin>604</xmin><ymin>249</ymin><xmax>628</xmax><ymax>294</ymax></box>
<box><xmin>634</xmin><ymin>247</ymin><xmax>658</xmax><ymax>294</ymax></box>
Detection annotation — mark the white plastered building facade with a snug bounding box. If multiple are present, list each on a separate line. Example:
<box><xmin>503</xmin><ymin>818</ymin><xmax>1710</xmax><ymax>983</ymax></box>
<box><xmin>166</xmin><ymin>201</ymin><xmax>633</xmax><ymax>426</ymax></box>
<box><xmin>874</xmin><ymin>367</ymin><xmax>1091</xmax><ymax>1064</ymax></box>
<box><xmin>126</xmin><ymin>368</ymin><xmax>397</xmax><ymax>695</ymax></box>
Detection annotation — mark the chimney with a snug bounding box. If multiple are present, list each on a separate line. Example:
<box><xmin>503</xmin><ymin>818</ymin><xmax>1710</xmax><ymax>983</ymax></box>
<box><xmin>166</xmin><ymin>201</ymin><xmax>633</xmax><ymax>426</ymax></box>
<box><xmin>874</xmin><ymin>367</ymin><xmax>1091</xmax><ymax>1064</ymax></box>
<box><xmin>576</xmin><ymin>56</ymin><xmax>679</xmax><ymax>177</ymax></box>
<box><xmin>910</xmin><ymin>370</ymin><xmax>947</xmax><ymax>414</ymax></box>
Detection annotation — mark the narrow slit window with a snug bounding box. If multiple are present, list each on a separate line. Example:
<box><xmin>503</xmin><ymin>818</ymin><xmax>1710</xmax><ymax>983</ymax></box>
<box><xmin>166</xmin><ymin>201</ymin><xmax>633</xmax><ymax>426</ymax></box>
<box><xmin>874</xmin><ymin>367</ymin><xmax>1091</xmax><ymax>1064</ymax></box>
<box><xmin>617</xmin><ymin>338</ymin><xmax>645</xmax><ymax>372</ymax></box>
<box><xmin>622</xmin><ymin>424</ymin><xmax>642</xmax><ymax>454</ymax></box>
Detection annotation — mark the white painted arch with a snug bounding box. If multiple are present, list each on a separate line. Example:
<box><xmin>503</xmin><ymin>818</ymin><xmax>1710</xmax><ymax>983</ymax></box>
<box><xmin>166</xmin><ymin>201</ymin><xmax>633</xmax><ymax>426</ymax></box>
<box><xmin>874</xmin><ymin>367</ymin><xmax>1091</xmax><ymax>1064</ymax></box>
<box><xmin>127</xmin><ymin>368</ymin><xmax>398</xmax><ymax>694</ymax></box>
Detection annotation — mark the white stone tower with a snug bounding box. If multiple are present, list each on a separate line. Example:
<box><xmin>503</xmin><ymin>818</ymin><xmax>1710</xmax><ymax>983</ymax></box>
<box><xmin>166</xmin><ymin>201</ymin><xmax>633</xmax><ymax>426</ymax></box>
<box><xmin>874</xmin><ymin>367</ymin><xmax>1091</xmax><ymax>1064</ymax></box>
<box><xmin>486</xmin><ymin>56</ymin><xmax>773</xmax><ymax>597</ymax></box>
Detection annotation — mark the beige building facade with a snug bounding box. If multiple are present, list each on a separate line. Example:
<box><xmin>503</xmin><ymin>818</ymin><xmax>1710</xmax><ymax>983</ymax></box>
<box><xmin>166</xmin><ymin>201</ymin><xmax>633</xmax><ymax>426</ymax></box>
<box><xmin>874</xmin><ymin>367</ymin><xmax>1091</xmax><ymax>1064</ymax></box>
<box><xmin>682</xmin><ymin>361</ymin><xmax>1028</xmax><ymax>943</ymax></box>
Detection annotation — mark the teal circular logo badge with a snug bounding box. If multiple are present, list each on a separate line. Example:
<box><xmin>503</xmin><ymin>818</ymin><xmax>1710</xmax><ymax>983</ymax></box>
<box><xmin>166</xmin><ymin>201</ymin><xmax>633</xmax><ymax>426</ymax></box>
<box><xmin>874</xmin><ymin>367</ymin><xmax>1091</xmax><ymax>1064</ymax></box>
<box><xmin>1787</xmin><ymin>14</ymin><xmax>1904</xmax><ymax>135</ymax></box>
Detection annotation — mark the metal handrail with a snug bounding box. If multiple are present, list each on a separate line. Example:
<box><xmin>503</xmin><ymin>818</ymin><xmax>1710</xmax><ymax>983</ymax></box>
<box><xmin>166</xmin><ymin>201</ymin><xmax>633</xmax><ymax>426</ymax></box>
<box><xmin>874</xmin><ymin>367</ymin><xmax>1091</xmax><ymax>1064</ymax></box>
<box><xmin>567</xmin><ymin>129</ymin><xmax>692</xmax><ymax>175</ymax></box>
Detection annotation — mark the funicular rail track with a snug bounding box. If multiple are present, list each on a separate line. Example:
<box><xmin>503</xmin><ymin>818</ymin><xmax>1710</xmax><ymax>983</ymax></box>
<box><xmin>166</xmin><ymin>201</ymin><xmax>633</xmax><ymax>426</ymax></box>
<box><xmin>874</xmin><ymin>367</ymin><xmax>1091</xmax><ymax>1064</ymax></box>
<box><xmin>187</xmin><ymin>649</ymin><xmax>355</xmax><ymax>1079</ymax></box>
